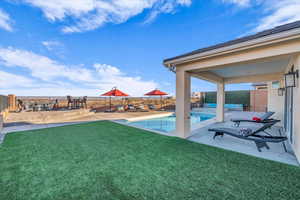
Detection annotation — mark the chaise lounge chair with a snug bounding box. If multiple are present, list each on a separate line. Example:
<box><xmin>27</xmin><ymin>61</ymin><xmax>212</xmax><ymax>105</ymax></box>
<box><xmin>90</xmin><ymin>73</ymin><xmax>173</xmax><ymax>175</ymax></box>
<box><xmin>148</xmin><ymin>104</ymin><xmax>156</xmax><ymax>110</ymax></box>
<box><xmin>127</xmin><ymin>104</ymin><xmax>137</xmax><ymax>112</ymax></box>
<box><xmin>116</xmin><ymin>105</ymin><xmax>125</xmax><ymax>112</ymax></box>
<box><xmin>231</xmin><ymin>111</ymin><xmax>276</xmax><ymax>127</ymax></box>
<box><xmin>208</xmin><ymin>122</ymin><xmax>287</xmax><ymax>152</ymax></box>
<box><xmin>136</xmin><ymin>104</ymin><xmax>149</xmax><ymax>112</ymax></box>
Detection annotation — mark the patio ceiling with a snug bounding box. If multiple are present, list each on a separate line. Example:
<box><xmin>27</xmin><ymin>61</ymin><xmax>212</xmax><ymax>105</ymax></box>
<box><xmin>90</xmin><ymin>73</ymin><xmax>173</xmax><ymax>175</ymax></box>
<box><xmin>188</xmin><ymin>55</ymin><xmax>291</xmax><ymax>84</ymax></box>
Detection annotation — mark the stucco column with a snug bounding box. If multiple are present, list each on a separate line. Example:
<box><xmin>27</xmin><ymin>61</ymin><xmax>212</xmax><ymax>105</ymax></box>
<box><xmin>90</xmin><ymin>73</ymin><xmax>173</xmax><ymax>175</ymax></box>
<box><xmin>216</xmin><ymin>82</ymin><xmax>225</xmax><ymax>122</ymax></box>
<box><xmin>176</xmin><ymin>70</ymin><xmax>191</xmax><ymax>138</ymax></box>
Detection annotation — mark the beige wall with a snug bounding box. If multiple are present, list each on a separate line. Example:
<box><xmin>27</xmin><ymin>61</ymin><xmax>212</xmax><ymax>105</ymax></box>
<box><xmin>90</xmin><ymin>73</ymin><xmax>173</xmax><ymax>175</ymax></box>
<box><xmin>265</xmin><ymin>55</ymin><xmax>300</xmax><ymax>162</ymax></box>
<box><xmin>278</xmin><ymin>54</ymin><xmax>300</xmax><ymax>162</ymax></box>
<box><xmin>292</xmin><ymin>55</ymin><xmax>300</xmax><ymax>162</ymax></box>
<box><xmin>267</xmin><ymin>82</ymin><xmax>284</xmax><ymax>125</ymax></box>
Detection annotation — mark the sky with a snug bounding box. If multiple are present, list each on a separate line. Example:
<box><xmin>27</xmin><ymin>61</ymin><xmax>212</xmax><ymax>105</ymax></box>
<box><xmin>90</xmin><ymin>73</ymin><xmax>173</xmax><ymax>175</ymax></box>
<box><xmin>0</xmin><ymin>0</ymin><xmax>300</xmax><ymax>97</ymax></box>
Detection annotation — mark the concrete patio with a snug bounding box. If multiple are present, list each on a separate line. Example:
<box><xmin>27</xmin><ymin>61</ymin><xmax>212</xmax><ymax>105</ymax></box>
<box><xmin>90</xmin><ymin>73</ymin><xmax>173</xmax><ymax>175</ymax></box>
<box><xmin>188</xmin><ymin>111</ymin><xmax>299</xmax><ymax>166</ymax></box>
<box><xmin>113</xmin><ymin>110</ymin><xmax>298</xmax><ymax>166</ymax></box>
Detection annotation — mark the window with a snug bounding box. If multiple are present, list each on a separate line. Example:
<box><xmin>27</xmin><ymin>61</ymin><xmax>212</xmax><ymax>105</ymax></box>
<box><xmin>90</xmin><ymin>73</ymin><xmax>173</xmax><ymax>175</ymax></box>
<box><xmin>272</xmin><ymin>81</ymin><xmax>280</xmax><ymax>89</ymax></box>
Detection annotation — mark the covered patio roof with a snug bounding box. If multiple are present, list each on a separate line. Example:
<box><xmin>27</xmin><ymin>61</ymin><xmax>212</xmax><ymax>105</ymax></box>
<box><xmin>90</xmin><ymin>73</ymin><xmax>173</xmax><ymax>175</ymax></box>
<box><xmin>163</xmin><ymin>20</ymin><xmax>300</xmax><ymax>139</ymax></box>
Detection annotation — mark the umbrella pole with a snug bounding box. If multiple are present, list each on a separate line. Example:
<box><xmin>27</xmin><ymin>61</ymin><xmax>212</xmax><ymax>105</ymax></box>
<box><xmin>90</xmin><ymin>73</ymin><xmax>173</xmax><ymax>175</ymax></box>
<box><xmin>160</xmin><ymin>95</ymin><xmax>162</xmax><ymax>110</ymax></box>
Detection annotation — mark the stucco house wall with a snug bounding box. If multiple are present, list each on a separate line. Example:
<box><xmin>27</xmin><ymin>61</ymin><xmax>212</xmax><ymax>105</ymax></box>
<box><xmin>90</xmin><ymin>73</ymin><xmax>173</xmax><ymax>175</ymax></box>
<box><xmin>292</xmin><ymin>56</ymin><xmax>300</xmax><ymax>161</ymax></box>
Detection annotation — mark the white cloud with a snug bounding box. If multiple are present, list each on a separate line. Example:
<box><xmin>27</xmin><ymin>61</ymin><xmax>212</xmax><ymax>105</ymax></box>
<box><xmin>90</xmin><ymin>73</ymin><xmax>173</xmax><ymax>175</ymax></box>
<box><xmin>7</xmin><ymin>0</ymin><xmax>300</xmax><ymax>34</ymax></box>
<box><xmin>0</xmin><ymin>9</ymin><xmax>13</xmax><ymax>31</ymax></box>
<box><xmin>18</xmin><ymin>0</ymin><xmax>192</xmax><ymax>33</ymax></box>
<box><xmin>0</xmin><ymin>47</ymin><xmax>157</xmax><ymax>96</ymax></box>
<box><xmin>220</xmin><ymin>0</ymin><xmax>300</xmax><ymax>32</ymax></box>
<box><xmin>94</xmin><ymin>63</ymin><xmax>157</xmax><ymax>96</ymax></box>
<box><xmin>42</xmin><ymin>40</ymin><xmax>63</xmax><ymax>51</ymax></box>
<box><xmin>222</xmin><ymin>0</ymin><xmax>250</xmax><ymax>7</ymax></box>
<box><xmin>254</xmin><ymin>0</ymin><xmax>300</xmax><ymax>32</ymax></box>
<box><xmin>144</xmin><ymin>1</ymin><xmax>178</xmax><ymax>24</ymax></box>
<box><xmin>22</xmin><ymin>0</ymin><xmax>95</xmax><ymax>21</ymax></box>
<box><xmin>0</xmin><ymin>47</ymin><xmax>95</xmax><ymax>82</ymax></box>
<box><xmin>224</xmin><ymin>0</ymin><xmax>300</xmax><ymax>32</ymax></box>
<box><xmin>42</xmin><ymin>40</ymin><xmax>66</xmax><ymax>58</ymax></box>
<box><xmin>0</xmin><ymin>86</ymin><xmax>100</xmax><ymax>96</ymax></box>
<box><xmin>0</xmin><ymin>71</ymin><xmax>34</xmax><ymax>88</ymax></box>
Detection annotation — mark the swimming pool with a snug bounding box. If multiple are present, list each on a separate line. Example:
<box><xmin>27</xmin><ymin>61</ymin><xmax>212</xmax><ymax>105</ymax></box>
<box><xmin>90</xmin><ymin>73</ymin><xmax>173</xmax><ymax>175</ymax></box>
<box><xmin>123</xmin><ymin>112</ymin><xmax>215</xmax><ymax>133</ymax></box>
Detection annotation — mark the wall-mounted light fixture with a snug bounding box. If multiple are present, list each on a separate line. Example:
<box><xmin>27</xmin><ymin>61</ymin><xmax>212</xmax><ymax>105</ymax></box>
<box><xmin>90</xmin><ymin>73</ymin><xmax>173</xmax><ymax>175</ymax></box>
<box><xmin>278</xmin><ymin>88</ymin><xmax>285</xmax><ymax>96</ymax></box>
<box><xmin>284</xmin><ymin>68</ymin><xmax>299</xmax><ymax>88</ymax></box>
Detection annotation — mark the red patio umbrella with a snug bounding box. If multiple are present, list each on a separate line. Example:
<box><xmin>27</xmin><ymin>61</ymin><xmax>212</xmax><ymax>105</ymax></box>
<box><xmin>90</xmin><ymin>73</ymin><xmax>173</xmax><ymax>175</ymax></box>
<box><xmin>145</xmin><ymin>89</ymin><xmax>168</xmax><ymax>110</ymax></box>
<box><xmin>101</xmin><ymin>87</ymin><xmax>129</xmax><ymax>112</ymax></box>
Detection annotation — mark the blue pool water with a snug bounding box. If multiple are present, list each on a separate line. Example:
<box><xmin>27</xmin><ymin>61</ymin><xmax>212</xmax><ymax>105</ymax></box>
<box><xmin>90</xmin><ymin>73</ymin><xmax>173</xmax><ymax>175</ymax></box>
<box><xmin>124</xmin><ymin>112</ymin><xmax>215</xmax><ymax>133</ymax></box>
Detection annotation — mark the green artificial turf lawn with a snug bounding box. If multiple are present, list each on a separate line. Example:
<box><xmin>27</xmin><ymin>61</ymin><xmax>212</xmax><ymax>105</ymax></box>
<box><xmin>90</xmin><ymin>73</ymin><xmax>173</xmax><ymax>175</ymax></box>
<box><xmin>0</xmin><ymin>121</ymin><xmax>299</xmax><ymax>200</ymax></box>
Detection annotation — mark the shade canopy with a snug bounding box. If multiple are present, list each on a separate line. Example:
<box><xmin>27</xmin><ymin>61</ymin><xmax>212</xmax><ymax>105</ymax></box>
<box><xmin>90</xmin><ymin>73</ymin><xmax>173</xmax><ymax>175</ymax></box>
<box><xmin>145</xmin><ymin>89</ymin><xmax>168</xmax><ymax>96</ymax></box>
<box><xmin>101</xmin><ymin>87</ymin><xmax>129</xmax><ymax>97</ymax></box>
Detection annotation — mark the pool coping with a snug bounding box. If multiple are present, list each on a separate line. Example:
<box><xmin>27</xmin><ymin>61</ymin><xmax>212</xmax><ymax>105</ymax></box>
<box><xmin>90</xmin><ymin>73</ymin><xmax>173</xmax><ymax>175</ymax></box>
<box><xmin>125</xmin><ymin>112</ymin><xmax>174</xmax><ymax>122</ymax></box>
<box><xmin>187</xmin><ymin>113</ymin><xmax>232</xmax><ymax>138</ymax></box>
<box><xmin>114</xmin><ymin>111</ymin><xmax>219</xmax><ymax>137</ymax></box>
<box><xmin>112</xmin><ymin>119</ymin><xmax>175</xmax><ymax>137</ymax></box>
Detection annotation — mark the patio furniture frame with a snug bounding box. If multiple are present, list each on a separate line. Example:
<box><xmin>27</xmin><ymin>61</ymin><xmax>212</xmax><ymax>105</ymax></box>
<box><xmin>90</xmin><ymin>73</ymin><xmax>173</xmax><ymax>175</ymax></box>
<box><xmin>208</xmin><ymin>122</ymin><xmax>287</xmax><ymax>152</ymax></box>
